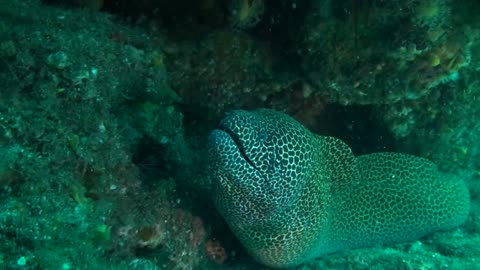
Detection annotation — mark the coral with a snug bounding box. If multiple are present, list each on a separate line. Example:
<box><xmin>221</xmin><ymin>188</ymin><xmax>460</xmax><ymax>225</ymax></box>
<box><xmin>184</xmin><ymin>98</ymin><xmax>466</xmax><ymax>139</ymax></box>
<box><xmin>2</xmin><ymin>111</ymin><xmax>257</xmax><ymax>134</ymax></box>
<box><xmin>205</xmin><ymin>239</ymin><xmax>228</xmax><ymax>265</ymax></box>
<box><xmin>413</xmin><ymin>0</ymin><xmax>450</xmax><ymax>28</ymax></box>
<box><xmin>391</xmin><ymin>32</ymin><xmax>473</xmax><ymax>94</ymax></box>
<box><xmin>297</xmin><ymin>0</ymin><xmax>474</xmax><ymax>105</ymax></box>
<box><xmin>0</xmin><ymin>0</ymin><xmax>199</xmax><ymax>269</ymax></box>
<box><xmin>228</xmin><ymin>0</ymin><xmax>265</xmax><ymax>29</ymax></box>
<box><xmin>109</xmin><ymin>188</ymin><xmax>208</xmax><ymax>269</ymax></box>
<box><xmin>167</xmin><ymin>30</ymin><xmax>294</xmax><ymax>117</ymax></box>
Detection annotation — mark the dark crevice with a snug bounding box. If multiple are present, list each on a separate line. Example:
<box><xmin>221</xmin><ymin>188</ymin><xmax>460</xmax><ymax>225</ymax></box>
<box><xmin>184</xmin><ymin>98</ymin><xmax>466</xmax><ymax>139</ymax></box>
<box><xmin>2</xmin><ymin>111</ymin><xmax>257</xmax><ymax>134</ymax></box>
<box><xmin>132</xmin><ymin>137</ymin><xmax>172</xmax><ymax>184</ymax></box>
<box><xmin>315</xmin><ymin>104</ymin><xmax>397</xmax><ymax>156</ymax></box>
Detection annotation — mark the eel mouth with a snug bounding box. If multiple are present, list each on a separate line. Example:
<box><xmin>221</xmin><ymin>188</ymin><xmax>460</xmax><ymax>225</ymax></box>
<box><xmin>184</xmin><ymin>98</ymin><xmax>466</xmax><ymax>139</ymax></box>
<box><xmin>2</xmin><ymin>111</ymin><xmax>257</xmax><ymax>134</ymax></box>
<box><xmin>217</xmin><ymin>124</ymin><xmax>258</xmax><ymax>171</ymax></box>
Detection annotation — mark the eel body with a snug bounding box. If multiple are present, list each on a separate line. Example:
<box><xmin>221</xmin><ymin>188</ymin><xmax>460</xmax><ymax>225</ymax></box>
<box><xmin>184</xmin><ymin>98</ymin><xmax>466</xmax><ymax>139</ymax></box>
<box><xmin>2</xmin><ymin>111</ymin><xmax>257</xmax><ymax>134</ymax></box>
<box><xmin>208</xmin><ymin>109</ymin><xmax>470</xmax><ymax>269</ymax></box>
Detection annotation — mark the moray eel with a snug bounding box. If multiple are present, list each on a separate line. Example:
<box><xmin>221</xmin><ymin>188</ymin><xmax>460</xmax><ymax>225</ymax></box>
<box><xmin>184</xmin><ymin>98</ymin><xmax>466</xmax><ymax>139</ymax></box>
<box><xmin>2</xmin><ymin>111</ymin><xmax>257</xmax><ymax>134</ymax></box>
<box><xmin>208</xmin><ymin>109</ymin><xmax>470</xmax><ymax>269</ymax></box>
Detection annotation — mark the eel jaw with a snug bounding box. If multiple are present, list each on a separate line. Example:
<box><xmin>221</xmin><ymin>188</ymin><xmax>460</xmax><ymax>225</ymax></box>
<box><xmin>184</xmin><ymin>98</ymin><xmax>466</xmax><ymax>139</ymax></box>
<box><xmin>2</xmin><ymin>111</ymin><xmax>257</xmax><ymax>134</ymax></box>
<box><xmin>208</xmin><ymin>128</ymin><xmax>280</xmax><ymax>224</ymax></box>
<box><xmin>216</xmin><ymin>124</ymin><xmax>261</xmax><ymax>173</ymax></box>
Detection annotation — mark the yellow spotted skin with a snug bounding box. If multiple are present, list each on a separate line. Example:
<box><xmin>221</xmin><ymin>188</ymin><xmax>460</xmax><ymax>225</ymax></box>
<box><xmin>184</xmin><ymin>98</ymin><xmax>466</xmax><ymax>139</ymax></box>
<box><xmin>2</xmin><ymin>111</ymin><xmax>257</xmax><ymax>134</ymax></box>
<box><xmin>208</xmin><ymin>109</ymin><xmax>470</xmax><ymax>269</ymax></box>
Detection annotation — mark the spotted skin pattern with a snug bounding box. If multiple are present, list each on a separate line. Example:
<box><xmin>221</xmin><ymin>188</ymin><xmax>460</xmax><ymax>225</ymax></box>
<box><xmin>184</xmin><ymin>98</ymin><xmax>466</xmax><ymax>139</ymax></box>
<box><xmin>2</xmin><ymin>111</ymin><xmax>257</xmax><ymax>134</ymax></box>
<box><xmin>208</xmin><ymin>109</ymin><xmax>470</xmax><ymax>269</ymax></box>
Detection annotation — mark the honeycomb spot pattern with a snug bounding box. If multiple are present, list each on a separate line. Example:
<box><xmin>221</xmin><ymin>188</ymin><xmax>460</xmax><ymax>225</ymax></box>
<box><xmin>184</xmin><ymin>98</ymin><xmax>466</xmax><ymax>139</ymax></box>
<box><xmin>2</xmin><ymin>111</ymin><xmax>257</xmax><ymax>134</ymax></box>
<box><xmin>208</xmin><ymin>109</ymin><xmax>470</xmax><ymax>269</ymax></box>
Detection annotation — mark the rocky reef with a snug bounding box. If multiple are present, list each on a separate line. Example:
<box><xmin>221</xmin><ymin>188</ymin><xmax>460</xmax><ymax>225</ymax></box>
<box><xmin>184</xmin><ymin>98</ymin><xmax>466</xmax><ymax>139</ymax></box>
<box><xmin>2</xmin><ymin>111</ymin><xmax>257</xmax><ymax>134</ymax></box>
<box><xmin>0</xmin><ymin>0</ymin><xmax>479</xmax><ymax>269</ymax></box>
